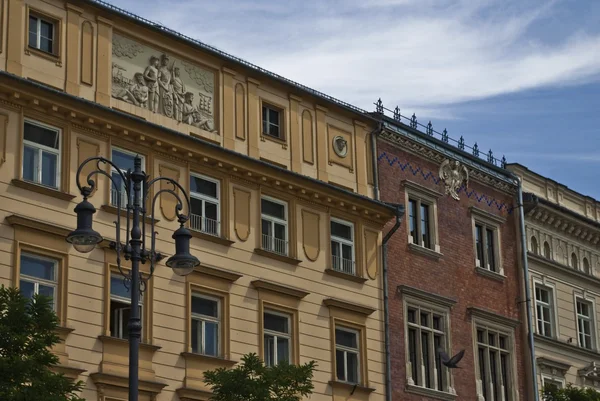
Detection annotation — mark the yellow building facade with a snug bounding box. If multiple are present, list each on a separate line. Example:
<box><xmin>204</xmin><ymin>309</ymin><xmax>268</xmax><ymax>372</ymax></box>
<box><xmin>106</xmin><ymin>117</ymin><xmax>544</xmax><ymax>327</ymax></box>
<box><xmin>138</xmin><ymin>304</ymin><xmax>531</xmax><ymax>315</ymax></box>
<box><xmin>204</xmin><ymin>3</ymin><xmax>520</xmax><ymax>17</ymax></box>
<box><xmin>509</xmin><ymin>164</ymin><xmax>600</xmax><ymax>392</ymax></box>
<box><xmin>0</xmin><ymin>1</ymin><xmax>396</xmax><ymax>400</ymax></box>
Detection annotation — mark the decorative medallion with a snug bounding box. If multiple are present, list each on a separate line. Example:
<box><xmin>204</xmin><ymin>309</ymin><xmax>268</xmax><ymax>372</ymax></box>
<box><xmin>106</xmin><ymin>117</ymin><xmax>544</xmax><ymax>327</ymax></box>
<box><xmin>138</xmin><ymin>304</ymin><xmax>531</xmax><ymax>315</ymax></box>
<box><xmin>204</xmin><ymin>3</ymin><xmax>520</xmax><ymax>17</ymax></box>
<box><xmin>332</xmin><ymin>135</ymin><xmax>348</xmax><ymax>158</ymax></box>
<box><xmin>439</xmin><ymin>159</ymin><xmax>469</xmax><ymax>201</ymax></box>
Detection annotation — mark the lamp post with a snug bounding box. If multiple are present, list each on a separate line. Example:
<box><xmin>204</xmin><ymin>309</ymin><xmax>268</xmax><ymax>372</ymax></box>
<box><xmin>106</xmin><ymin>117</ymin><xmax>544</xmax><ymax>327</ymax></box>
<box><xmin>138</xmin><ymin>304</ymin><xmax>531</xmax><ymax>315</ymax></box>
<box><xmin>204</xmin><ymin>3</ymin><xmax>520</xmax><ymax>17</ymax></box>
<box><xmin>66</xmin><ymin>155</ymin><xmax>199</xmax><ymax>401</ymax></box>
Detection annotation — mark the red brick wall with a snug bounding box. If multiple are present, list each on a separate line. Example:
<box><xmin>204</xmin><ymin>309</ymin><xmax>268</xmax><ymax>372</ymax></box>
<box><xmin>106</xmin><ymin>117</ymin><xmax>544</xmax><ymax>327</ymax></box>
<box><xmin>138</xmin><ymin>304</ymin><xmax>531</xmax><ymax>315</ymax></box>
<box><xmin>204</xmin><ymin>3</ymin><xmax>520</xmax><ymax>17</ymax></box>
<box><xmin>378</xmin><ymin>140</ymin><xmax>526</xmax><ymax>401</ymax></box>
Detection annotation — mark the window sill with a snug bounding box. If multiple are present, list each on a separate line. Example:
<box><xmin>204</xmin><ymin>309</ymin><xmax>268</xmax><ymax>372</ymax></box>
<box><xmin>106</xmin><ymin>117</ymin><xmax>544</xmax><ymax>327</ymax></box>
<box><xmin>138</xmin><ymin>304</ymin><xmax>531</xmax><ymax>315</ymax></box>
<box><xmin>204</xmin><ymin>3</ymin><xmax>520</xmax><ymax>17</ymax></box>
<box><xmin>408</xmin><ymin>242</ymin><xmax>442</xmax><ymax>260</ymax></box>
<box><xmin>329</xmin><ymin>380</ymin><xmax>375</xmax><ymax>394</ymax></box>
<box><xmin>254</xmin><ymin>248</ymin><xmax>301</xmax><ymax>265</ymax></box>
<box><xmin>101</xmin><ymin>204</ymin><xmax>159</xmax><ymax>225</ymax></box>
<box><xmin>325</xmin><ymin>268</ymin><xmax>368</xmax><ymax>283</ymax></box>
<box><xmin>190</xmin><ymin>229</ymin><xmax>234</xmax><ymax>246</ymax></box>
<box><xmin>181</xmin><ymin>352</ymin><xmax>237</xmax><ymax>368</ymax></box>
<box><xmin>25</xmin><ymin>45</ymin><xmax>62</xmax><ymax>66</ymax></box>
<box><xmin>98</xmin><ymin>335</ymin><xmax>160</xmax><ymax>352</ymax></box>
<box><xmin>475</xmin><ymin>266</ymin><xmax>505</xmax><ymax>282</ymax></box>
<box><xmin>406</xmin><ymin>384</ymin><xmax>456</xmax><ymax>400</ymax></box>
<box><xmin>11</xmin><ymin>179</ymin><xmax>76</xmax><ymax>201</ymax></box>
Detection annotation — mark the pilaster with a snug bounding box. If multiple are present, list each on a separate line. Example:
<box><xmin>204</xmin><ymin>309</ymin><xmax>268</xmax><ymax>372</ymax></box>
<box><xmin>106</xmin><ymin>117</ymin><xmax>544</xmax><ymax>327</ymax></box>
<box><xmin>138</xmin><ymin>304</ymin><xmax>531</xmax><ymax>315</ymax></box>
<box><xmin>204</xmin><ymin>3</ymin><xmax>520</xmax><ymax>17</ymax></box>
<box><xmin>247</xmin><ymin>77</ymin><xmax>260</xmax><ymax>158</ymax></box>
<box><xmin>289</xmin><ymin>94</ymin><xmax>302</xmax><ymax>173</ymax></box>
<box><xmin>65</xmin><ymin>3</ymin><xmax>83</xmax><ymax>96</ymax></box>
<box><xmin>95</xmin><ymin>16</ymin><xmax>113</xmax><ymax>106</ymax></box>
<box><xmin>315</xmin><ymin>105</ymin><xmax>328</xmax><ymax>181</ymax></box>
<box><xmin>6</xmin><ymin>0</ymin><xmax>25</xmax><ymax>76</ymax></box>
<box><xmin>222</xmin><ymin>67</ymin><xmax>236</xmax><ymax>150</ymax></box>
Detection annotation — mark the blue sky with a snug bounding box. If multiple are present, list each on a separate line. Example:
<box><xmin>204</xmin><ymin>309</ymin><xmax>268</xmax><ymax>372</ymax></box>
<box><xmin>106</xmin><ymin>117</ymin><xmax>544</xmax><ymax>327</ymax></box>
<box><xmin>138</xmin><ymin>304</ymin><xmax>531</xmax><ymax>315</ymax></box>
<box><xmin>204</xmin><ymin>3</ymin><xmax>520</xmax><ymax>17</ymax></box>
<box><xmin>111</xmin><ymin>0</ymin><xmax>600</xmax><ymax>198</ymax></box>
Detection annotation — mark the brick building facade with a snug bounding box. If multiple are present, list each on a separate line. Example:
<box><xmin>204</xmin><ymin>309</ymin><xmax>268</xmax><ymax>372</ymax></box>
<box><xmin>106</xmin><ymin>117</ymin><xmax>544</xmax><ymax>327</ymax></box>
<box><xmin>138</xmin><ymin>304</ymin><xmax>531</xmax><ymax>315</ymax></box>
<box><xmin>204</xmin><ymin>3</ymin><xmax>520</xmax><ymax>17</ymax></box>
<box><xmin>376</xmin><ymin>121</ymin><xmax>528</xmax><ymax>400</ymax></box>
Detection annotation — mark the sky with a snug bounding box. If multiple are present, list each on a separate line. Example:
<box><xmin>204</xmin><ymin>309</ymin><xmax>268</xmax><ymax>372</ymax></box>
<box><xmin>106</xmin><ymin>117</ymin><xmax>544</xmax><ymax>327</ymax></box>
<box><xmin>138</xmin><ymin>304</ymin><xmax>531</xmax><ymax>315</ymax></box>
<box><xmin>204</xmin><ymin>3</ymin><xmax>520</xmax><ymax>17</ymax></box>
<box><xmin>109</xmin><ymin>0</ymin><xmax>600</xmax><ymax>199</ymax></box>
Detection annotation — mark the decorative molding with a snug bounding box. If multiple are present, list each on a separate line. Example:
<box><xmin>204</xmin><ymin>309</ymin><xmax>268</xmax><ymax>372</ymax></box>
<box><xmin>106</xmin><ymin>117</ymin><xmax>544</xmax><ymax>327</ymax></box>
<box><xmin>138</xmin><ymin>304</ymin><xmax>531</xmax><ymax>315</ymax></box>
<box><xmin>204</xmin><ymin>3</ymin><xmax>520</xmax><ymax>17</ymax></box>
<box><xmin>6</xmin><ymin>214</ymin><xmax>72</xmax><ymax>237</ymax></box>
<box><xmin>402</xmin><ymin>180</ymin><xmax>443</xmax><ymax>199</ymax></box>
<box><xmin>90</xmin><ymin>372</ymin><xmax>166</xmax><ymax>395</ymax></box>
<box><xmin>323</xmin><ymin>298</ymin><xmax>375</xmax><ymax>316</ymax></box>
<box><xmin>301</xmin><ymin>209</ymin><xmax>320</xmax><ymax>261</ymax></box>
<box><xmin>525</xmin><ymin>202</ymin><xmax>600</xmax><ymax>246</ymax></box>
<box><xmin>536</xmin><ymin>357</ymin><xmax>571</xmax><ymax>377</ymax></box>
<box><xmin>193</xmin><ymin>264</ymin><xmax>242</xmax><ymax>283</ymax></box>
<box><xmin>398</xmin><ymin>285</ymin><xmax>456</xmax><ymax>308</ymax></box>
<box><xmin>535</xmin><ymin>334</ymin><xmax>600</xmax><ymax>360</ymax></box>
<box><xmin>470</xmin><ymin>206</ymin><xmax>507</xmax><ymax>225</ymax></box>
<box><xmin>251</xmin><ymin>279</ymin><xmax>309</xmax><ymax>299</ymax></box>
<box><xmin>468</xmin><ymin>307</ymin><xmax>520</xmax><ymax>328</ymax></box>
<box><xmin>528</xmin><ymin>252</ymin><xmax>600</xmax><ymax>285</ymax></box>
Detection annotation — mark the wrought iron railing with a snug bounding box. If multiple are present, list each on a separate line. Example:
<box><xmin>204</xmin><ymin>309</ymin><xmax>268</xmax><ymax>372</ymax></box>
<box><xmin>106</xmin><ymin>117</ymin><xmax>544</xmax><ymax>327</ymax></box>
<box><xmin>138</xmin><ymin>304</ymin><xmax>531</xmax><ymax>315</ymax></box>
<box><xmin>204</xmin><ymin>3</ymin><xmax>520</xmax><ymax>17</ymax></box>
<box><xmin>190</xmin><ymin>214</ymin><xmax>219</xmax><ymax>236</ymax></box>
<box><xmin>331</xmin><ymin>255</ymin><xmax>356</xmax><ymax>275</ymax></box>
<box><xmin>262</xmin><ymin>234</ymin><xmax>288</xmax><ymax>256</ymax></box>
<box><xmin>374</xmin><ymin>99</ymin><xmax>507</xmax><ymax>168</ymax></box>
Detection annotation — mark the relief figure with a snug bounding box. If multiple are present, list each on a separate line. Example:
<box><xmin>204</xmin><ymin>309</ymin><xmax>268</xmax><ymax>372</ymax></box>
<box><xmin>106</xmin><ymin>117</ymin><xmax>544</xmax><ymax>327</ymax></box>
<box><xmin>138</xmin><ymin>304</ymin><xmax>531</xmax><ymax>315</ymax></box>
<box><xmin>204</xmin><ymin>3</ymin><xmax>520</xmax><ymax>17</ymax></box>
<box><xmin>114</xmin><ymin>72</ymin><xmax>148</xmax><ymax>108</ymax></box>
<box><xmin>171</xmin><ymin>67</ymin><xmax>186</xmax><ymax>122</ymax></box>
<box><xmin>143</xmin><ymin>56</ymin><xmax>160</xmax><ymax>113</ymax></box>
<box><xmin>157</xmin><ymin>54</ymin><xmax>174</xmax><ymax>118</ymax></box>
<box><xmin>183</xmin><ymin>92</ymin><xmax>215</xmax><ymax>131</ymax></box>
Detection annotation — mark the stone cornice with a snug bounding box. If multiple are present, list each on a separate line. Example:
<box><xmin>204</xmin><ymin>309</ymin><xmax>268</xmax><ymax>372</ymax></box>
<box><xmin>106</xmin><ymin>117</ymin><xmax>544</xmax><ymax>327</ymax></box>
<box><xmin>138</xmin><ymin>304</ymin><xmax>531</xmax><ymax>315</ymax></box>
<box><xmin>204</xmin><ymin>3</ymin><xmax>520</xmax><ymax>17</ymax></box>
<box><xmin>536</xmin><ymin>357</ymin><xmax>571</xmax><ymax>376</ymax></box>
<box><xmin>535</xmin><ymin>334</ymin><xmax>600</xmax><ymax>361</ymax></box>
<box><xmin>380</xmin><ymin>128</ymin><xmax>516</xmax><ymax>195</ymax></box>
<box><xmin>193</xmin><ymin>264</ymin><xmax>242</xmax><ymax>283</ymax></box>
<box><xmin>251</xmin><ymin>279</ymin><xmax>309</xmax><ymax>299</ymax></box>
<box><xmin>398</xmin><ymin>285</ymin><xmax>456</xmax><ymax>308</ymax></box>
<box><xmin>468</xmin><ymin>307</ymin><xmax>520</xmax><ymax>328</ymax></box>
<box><xmin>323</xmin><ymin>298</ymin><xmax>376</xmax><ymax>316</ymax></box>
<box><xmin>6</xmin><ymin>214</ymin><xmax>72</xmax><ymax>237</ymax></box>
<box><xmin>528</xmin><ymin>252</ymin><xmax>600</xmax><ymax>285</ymax></box>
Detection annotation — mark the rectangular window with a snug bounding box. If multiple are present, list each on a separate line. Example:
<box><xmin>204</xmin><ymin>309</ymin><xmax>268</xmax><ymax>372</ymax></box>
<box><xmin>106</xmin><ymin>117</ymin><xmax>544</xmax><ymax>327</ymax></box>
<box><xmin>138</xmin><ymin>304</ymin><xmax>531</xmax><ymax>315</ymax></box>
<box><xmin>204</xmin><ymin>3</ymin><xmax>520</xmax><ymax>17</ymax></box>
<box><xmin>110</xmin><ymin>148</ymin><xmax>145</xmax><ymax>207</ymax></box>
<box><xmin>542</xmin><ymin>376</ymin><xmax>564</xmax><ymax>390</ymax></box>
<box><xmin>190</xmin><ymin>174</ymin><xmax>220</xmax><ymax>236</ymax></box>
<box><xmin>335</xmin><ymin>327</ymin><xmax>360</xmax><ymax>384</ymax></box>
<box><xmin>28</xmin><ymin>13</ymin><xmax>56</xmax><ymax>54</ymax></box>
<box><xmin>19</xmin><ymin>253</ymin><xmax>57</xmax><ymax>311</ymax></box>
<box><xmin>330</xmin><ymin>219</ymin><xmax>355</xmax><ymax>275</ymax></box>
<box><xmin>261</xmin><ymin>197</ymin><xmax>288</xmax><ymax>256</ymax></box>
<box><xmin>22</xmin><ymin>120</ymin><xmax>61</xmax><ymax>189</ymax></box>
<box><xmin>191</xmin><ymin>294</ymin><xmax>220</xmax><ymax>356</ymax></box>
<box><xmin>408</xmin><ymin>197</ymin><xmax>434</xmax><ymax>250</ymax></box>
<box><xmin>476</xmin><ymin>327</ymin><xmax>512</xmax><ymax>401</ymax></box>
<box><xmin>475</xmin><ymin>222</ymin><xmax>499</xmax><ymax>272</ymax></box>
<box><xmin>110</xmin><ymin>274</ymin><xmax>142</xmax><ymax>339</ymax></box>
<box><xmin>534</xmin><ymin>285</ymin><xmax>554</xmax><ymax>337</ymax></box>
<box><xmin>407</xmin><ymin>306</ymin><xmax>447</xmax><ymax>391</ymax></box>
<box><xmin>263</xmin><ymin>310</ymin><xmax>291</xmax><ymax>366</ymax></box>
<box><xmin>576</xmin><ymin>299</ymin><xmax>594</xmax><ymax>350</ymax></box>
<box><xmin>262</xmin><ymin>104</ymin><xmax>282</xmax><ymax>139</ymax></box>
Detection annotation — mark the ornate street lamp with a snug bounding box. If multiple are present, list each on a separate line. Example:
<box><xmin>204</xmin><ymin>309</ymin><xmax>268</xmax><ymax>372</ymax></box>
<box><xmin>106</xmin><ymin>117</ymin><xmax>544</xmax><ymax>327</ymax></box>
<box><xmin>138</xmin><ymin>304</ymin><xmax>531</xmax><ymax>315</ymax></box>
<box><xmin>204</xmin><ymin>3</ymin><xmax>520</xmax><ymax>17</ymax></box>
<box><xmin>66</xmin><ymin>155</ymin><xmax>199</xmax><ymax>401</ymax></box>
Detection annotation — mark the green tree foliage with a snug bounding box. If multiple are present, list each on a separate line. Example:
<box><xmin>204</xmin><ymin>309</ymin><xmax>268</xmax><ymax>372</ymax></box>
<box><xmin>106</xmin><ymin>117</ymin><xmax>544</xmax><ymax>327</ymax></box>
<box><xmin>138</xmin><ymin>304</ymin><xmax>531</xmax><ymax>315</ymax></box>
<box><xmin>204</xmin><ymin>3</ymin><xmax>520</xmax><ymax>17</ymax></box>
<box><xmin>543</xmin><ymin>383</ymin><xmax>600</xmax><ymax>401</ymax></box>
<box><xmin>204</xmin><ymin>353</ymin><xmax>317</xmax><ymax>401</ymax></box>
<box><xmin>0</xmin><ymin>286</ymin><xmax>84</xmax><ymax>401</ymax></box>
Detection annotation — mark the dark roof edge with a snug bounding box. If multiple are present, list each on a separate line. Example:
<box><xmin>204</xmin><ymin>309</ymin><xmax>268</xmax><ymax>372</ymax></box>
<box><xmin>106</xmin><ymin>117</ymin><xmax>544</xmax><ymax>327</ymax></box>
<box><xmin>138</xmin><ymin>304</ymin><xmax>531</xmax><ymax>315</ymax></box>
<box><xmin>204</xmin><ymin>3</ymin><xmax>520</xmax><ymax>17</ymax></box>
<box><xmin>523</xmin><ymin>192</ymin><xmax>600</xmax><ymax>230</ymax></box>
<box><xmin>85</xmin><ymin>0</ymin><xmax>375</xmax><ymax>121</ymax></box>
<box><xmin>0</xmin><ymin>71</ymin><xmax>394</xmax><ymax>213</ymax></box>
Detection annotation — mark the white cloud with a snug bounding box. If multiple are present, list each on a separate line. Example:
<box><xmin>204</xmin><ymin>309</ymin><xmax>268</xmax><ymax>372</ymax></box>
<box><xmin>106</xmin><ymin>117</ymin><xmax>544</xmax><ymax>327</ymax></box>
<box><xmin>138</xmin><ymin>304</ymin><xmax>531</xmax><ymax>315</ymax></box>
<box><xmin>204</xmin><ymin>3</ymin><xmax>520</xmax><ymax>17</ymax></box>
<box><xmin>111</xmin><ymin>0</ymin><xmax>600</xmax><ymax>118</ymax></box>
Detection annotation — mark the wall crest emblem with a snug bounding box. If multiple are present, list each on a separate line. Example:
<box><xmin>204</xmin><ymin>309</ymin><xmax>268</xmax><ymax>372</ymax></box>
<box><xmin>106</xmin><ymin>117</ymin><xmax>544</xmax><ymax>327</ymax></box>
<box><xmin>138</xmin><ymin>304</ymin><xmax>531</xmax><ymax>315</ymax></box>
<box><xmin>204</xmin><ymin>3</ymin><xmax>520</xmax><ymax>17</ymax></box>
<box><xmin>332</xmin><ymin>135</ymin><xmax>348</xmax><ymax>158</ymax></box>
<box><xmin>439</xmin><ymin>159</ymin><xmax>469</xmax><ymax>201</ymax></box>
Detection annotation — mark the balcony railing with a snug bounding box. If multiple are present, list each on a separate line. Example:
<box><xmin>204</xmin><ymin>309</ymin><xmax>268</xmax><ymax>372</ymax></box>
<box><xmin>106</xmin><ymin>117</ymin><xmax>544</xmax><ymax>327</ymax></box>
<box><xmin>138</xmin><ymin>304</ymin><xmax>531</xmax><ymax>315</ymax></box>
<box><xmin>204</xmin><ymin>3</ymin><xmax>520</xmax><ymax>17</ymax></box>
<box><xmin>331</xmin><ymin>255</ymin><xmax>355</xmax><ymax>275</ymax></box>
<box><xmin>262</xmin><ymin>234</ymin><xmax>288</xmax><ymax>256</ymax></box>
<box><xmin>190</xmin><ymin>214</ymin><xmax>220</xmax><ymax>236</ymax></box>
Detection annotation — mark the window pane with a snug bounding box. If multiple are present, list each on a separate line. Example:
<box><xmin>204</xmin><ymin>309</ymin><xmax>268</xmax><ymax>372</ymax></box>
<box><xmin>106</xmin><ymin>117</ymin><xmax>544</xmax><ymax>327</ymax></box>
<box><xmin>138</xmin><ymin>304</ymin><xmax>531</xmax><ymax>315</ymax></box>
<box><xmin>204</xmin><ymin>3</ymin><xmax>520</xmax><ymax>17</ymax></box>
<box><xmin>434</xmin><ymin>335</ymin><xmax>443</xmax><ymax>391</ymax></box>
<box><xmin>269</xmin><ymin>108</ymin><xmax>279</xmax><ymax>123</ymax></box>
<box><xmin>264</xmin><ymin>334</ymin><xmax>275</xmax><ymax>367</ymax></box>
<box><xmin>335</xmin><ymin>328</ymin><xmax>357</xmax><ymax>349</ymax></box>
<box><xmin>20</xmin><ymin>254</ymin><xmax>55</xmax><ymax>281</ymax></box>
<box><xmin>191</xmin><ymin>319</ymin><xmax>200</xmax><ymax>353</ymax></box>
<box><xmin>347</xmin><ymin>352</ymin><xmax>359</xmax><ymax>383</ymax></box>
<box><xmin>422</xmin><ymin>332</ymin><xmax>431</xmax><ymax>388</ymax></box>
<box><xmin>264</xmin><ymin>312</ymin><xmax>289</xmax><ymax>333</ymax></box>
<box><xmin>408</xmin><ymin>328</ymin><xmax>418</xmax><ymax>385</ymax></box>
<box><xmin>192</xmin><ymin>296</ymin><xmax>218</xmax><ymax>318</ymax></box>
<box><xmin>204</xmin><ymin>321</ymin><xmax>218</xmax><ymax>356</ymax></box>
<box><xmin>40</xmin><ymin>20</ymin><xmax>53</xmax><ymax>39</ymax></box>
<box><xmin>29</xmin><ymin>16</ymin><xmax>38</xmax><ymax>47</ymax></box>
<box><xmin>190</xmin><ymin>197</ymin><xmax>203</xmax><ymax>216</ymax></box>
<box><xmin>269</xmin><ymin>123</ymin><xmax>280</xmax><ymax>138</ymax></box>
<box><xmin>475</xmin><ymin>224</ymin><xmax>484</xmax><ymax>264</ymax></box>
<box><xmin>277</xmin><ymin>337</ymin><xmax>290</xmax><ymax>364</ymax></box>
<box><xmin>110</xmin><ymin>275</ymin><xmax>131</xmax><ymax>300</ymax></box>
<box><xmin>336</xmin><ymin>349</ymin><xmax>345</xmax><ymax>381</ymax></box>
<box><xmin>23</xmin><ymin>145</ymin><xmax>37</xmax><ymax>182</ymax></box>
<box><xmin>341</xmin><ymin>244</ymin><xmax>353</xmax><ymax>261</ymax></box>
<box><xmin>19</xmin><ymin>280</ymin><xmax>35</xmax><ymax>300</ymax></box>
<box><xmin>486</xmin><ymin>228</ymin><xmax>496</xmax><ymax>271</ymax></box>
<box><xmin>331</xmin><ymin>221</ymin><xmax>352</xmax><ymax>240</ymax></box>
<box><xmin>190</xmin><ymin>176</ymin><xmax>218</xmax><ymax>198</ymax></box>
<box><xmin>38</xmin><ymin>284</ymin><xmax>55</xmax><ymax>303</ymax></box>
<box><xmin>409</xmin><ymin>199</ymin><xmax>417</xmax><ymax>242</ymax></box>
<box><xmin>40</xmin><ymin>37</ymin><xmax>53</xmax><ymax>54</ymax></box>
<box><xmin>262</xmin><ymin>199</ymin><xmax>286</xmax><ymax>220</ymax></box>
<box><xmin>478</xmin><ymin>347</ymin><xmax>488</xmax><ymax>399</ymax></box>
<box><xmin>433</xmin><ymin>315</ymin><xmax>442</xmax><ymax>331</ymax></box>
<box><xmin>41</xmin><ymin>151</ymin><xmax>58</xmax><ymax>188</ymax></box>
<box><xmin>262</xmin><ymin>106</ymin><xmax>267</xmax><ymax>122</ymax></box>
<box><xmin>112</xmin><ymin>149</ymin><xmax>137</xmax><ymax>170</ymax></box>
<box><xmin>262</xmin><ymin>219</ymin><xmax>272</xmax><ymax>237</ymax></box>
<box><xmin>421</xmin><ymin>204</ymin><xmax>430</xmax><ymax>248</ymax></box>
<box><xmin>407</xmin><ymin>308</ymin><xmax>416</xmax><ymax>323</ymax></box>
<box><xmin>331</xmin><ymin>240</ymin><xmax>341</xmax><ymax>258</ymax></box>
<box><xmin>420</xmin><ymin>312</ymin><xmax>429</xmax><ymax>327</ymax></box>
<box><xmin>274</xmin><ymin>223</ymin><xmax>286</xmax><ymax>241</ymax></box>
<box><xmin>110</xmin><ymin>300</ymin><xmax>129</xmax><ymax>339</ymax></box>
<box><xmin>24</xmin><ymin>122</ymin><xmax>59</xmax><ymax>149</ymax></box>
<box><xmin>501</xmin><ymin>354</ymin><xmax>509</xmax><ymax>401</ymax></box>
<box><xmin>205</xmin><ymin>202</ymin><xmax>218</xmax><ymax>222</ymax></box>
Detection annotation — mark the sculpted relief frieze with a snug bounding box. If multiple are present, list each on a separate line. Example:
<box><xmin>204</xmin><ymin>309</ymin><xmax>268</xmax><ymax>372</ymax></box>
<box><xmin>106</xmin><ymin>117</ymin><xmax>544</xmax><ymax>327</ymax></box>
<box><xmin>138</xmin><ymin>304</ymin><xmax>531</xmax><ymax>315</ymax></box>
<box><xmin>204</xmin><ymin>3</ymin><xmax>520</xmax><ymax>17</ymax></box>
<box><xmin>111</xmin><ymin>33</ymin><xmax>216</xmax><ymax>132</ymax></box>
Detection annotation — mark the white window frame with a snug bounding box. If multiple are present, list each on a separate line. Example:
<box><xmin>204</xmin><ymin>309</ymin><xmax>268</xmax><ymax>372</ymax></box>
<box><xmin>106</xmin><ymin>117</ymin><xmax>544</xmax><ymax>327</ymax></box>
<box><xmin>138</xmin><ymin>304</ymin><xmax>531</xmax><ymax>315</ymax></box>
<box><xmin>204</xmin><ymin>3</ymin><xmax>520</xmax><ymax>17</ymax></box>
<box><xmin>330</xmin><ymin>218</ymin><xmax>355</xmax><ymax>275</ymax></box>
<box><xmin>189</xmin><ymin>173</ymin><xmax>221</xmax><ymax>237</ymax></box>
<box><xmin>28</xmin><ymin>13</ymin><xmax>56</xmax><ymax>53</ymax></box>
<box><xmin>261</xmin><ymin>196</ymin><xmax>288</xmax><ymax>256</ymax></box>
<box><xmin>474</xmin><ymin>324</ymin><xmax>514</xmax><ymax>401</ymax></box>
<box><xmin>262</xmin><ymin>104</ymin><xmax>282</xmax><ymax>139</ymax></box>
<box><xmin>335</xmin><ymin>326</ymin><xmax>360</xmax><ymax>384</ymax></box>
<box><xmin>19</xmin><ymin>252</ymin><xmax>58</xmax><ymax>311</ymax></box>
<box><xmin>110</xmin><ymin>274</ymin><xmax>143</xmax><ymax>340</ymax></box>
<box><xmin>110</xmin><ymin>147</ymin><xmax>145</xmax><ymax>207</ymax></box>
<box><xmin>575</xmin><ymin>296</ymin><xmax>596</xmax><ymax>350</ymax></box>
<box><xmin>22</xmin><ymin>119</ymin><xmax>61</xmax><ymax>189</ymax></box>
<box><xmin>533</xmin><ymin>281</ymin><xmax>556</xmax><ymax>338</ymax></box>
<box><xmin>408</xmin><ymin>197</ymin><xmax>435</xmax><ymax>250</ymax></box>
<box><xmin>263</xmin><ymin>309</ymin><xmax>292</xmax><ymax>366</ymax></box>
<box><xmin>191</xmin><ymin>293</ymin><xmax>221</xmax><ymax>356</ymax></box>
<box><xmin>474</xmin><ymin>221</ymin><xmax>500</xmax><ymax>273</ymax></box>
<box><xmin>541</xmin><ymin>374</ymin><xmax>565</xmax><ymax>390</ymax></box>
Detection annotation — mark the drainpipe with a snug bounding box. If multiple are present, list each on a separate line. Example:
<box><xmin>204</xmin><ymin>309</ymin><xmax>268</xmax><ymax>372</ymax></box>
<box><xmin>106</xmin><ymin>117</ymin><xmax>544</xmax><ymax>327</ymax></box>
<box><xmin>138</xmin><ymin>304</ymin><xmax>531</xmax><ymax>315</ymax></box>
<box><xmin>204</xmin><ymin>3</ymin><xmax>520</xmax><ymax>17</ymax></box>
<box><xmin>515</xmin><ymin>175</ymin><xmax>539</xmax><ymax>400</ymax></box>
<box><xmin>382</xmin><ymin>204</ymin><xmax>405</xmax><ymax>401</ymax></box>
<box><xmin>370</xmin><ymin>122</ymin><xmax>384</xmax><ymax>200</ymax></box>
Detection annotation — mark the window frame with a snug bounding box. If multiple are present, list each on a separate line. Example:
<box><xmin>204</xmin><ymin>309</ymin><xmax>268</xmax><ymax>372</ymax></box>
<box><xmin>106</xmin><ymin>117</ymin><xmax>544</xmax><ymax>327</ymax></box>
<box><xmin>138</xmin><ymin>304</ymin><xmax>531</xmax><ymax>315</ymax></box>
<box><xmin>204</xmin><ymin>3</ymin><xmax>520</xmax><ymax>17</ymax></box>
<box><xmin>334</xmin><ymin>325</ymin><xmax>361</xmax><ymax>384</ymax></box>
<box><xmin>330</xmin><ymin>217</ymin><xmax>356</xmax><ymax>275</ymax></box>
<box><xmin>110</xmin><ymin>146</ymin><xmax>146</xmax><ymax>208</ymax></box>
<box><xmin>190</xmin><ymin>292</ymin><xmax>222</xmax><ymax>357</ymax></box>
<box><xmin>109</xmin><ymin>272</ymin><xmax>144</xmax><ymax>340</ymax></box>
<box><xmin>533</xmin><ymin>281</ymin><xmax>557</xmax><ymax>338</ymax></box>
<box><xmin>189</xmin><ymin>173</ymin><xmax>221</xmax><ymax>237</ymax></box>
<box><xmin>541</xmin><ymin>374</ymin><xmax>565</xmax><ymax>390</ymax></box>
<box><xmin>575</xmin><ymin>295</ymin><xmax>596</xmax><ymax>350</ymax></box>
<box><xmin>260</xmin><ymin>196</ymin><xmax>289</xmax><ymax>256</ymax></box>
<box><xmin>26</xmin><ymin>8</ymin><xmax>61</xmax><ymax>58</ymax></box>
<box><xmin>19</xmin><ymin>252</ymin><xmax>58</xmax><ymax>312</ymax></box>
<box><xmin>403</xmin><ymin>181</ymin><xmax>440</xmax><ymax>254</ymax></box>
<box><xmin>22</xmin><ymin>118</ymin><xmax>62</xmax><ymax>190</ymax></box>
<box><xmin>474</xmin><ymin>324</ymin><xmax>515</xmax><ymax>401</ymax></box>
<box><xmin>263</xmin><ymin>309</ymin><xmax>292</xmax><ymax>367</ymax></box>
<box><xmin>261</xmin><ymin>101</ymin><xmax>284</xmax><ymax>140</ymax></box>
<box><xmin>470</xmin><ymin>207</ymin><xmax>505</xmax><ymax>276</ymax></box>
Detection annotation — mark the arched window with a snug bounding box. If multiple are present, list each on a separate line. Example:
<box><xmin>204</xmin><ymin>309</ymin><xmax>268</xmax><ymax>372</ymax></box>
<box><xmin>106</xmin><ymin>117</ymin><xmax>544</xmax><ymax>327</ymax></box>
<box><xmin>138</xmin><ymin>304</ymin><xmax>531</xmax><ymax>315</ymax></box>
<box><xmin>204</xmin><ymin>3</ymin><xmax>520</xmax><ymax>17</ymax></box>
<box><xmin>571</xmin><ymin>253</ymin><xmax>579</xmax><ymax>270</ymax></box>
<box><xmin>583</xmin><ymin>258</ymin><xmax>591</xmax><ymax>275</ymax></box>
<box><xmin>530</xmin><ymin>236</ymin><xmax>539</xmax><ymax>254</ymax></box>
<box><xmin>543</xmin><ymin>242</ymin><xmax>552</xmax><ymax>259</ymax></box>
